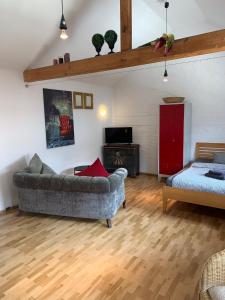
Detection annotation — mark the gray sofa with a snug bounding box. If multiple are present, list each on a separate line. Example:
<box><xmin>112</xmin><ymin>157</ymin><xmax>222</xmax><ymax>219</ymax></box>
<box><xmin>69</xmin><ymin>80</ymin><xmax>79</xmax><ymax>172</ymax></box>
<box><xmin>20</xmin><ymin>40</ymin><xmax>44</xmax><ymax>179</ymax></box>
<box><xmin>13</xmin><ymin>164</ymin><xmax>127</xmax><ymax>228</ymax></box>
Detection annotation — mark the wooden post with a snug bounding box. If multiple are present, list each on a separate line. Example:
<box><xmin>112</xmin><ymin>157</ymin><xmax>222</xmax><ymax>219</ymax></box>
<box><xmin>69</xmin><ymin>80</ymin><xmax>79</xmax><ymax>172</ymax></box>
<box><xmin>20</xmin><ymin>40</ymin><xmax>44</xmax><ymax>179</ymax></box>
<box><xmin>120</xmin><ymin>0</ymin><xmax>132</xmax><ymax>52</ymax></box>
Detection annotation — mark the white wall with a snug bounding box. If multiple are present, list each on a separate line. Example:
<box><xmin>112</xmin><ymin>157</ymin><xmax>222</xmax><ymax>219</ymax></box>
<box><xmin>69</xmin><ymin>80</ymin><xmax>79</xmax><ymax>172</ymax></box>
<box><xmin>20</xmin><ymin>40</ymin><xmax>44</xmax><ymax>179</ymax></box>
<box><xmin>113</xmin><ymin>56</ymin><xmax>225</xmax><ymax>174</ymax></box>
<box><xmin>0</xmin><ymin>69</ymin><xmax>113</xmax><ymax>211</ymax></box>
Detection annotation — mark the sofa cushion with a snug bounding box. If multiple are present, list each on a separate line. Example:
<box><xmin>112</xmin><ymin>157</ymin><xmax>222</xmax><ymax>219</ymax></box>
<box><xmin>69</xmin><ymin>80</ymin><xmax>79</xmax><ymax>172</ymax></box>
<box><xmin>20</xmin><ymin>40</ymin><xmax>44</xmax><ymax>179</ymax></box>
<box><xmin>208</xmin><ymin>286</ymin><xmax>225</xmax><ymax>300</ymax></box>
<box><xmin>214</xmin><ymin>152</ymin><xmax>225</xmax><ymax>164</ymax></box>
<box><xmin>29</xmin><ymin>154</ymin><xmax>43</xmax><ymax>174</ymax></box>
<box><xmin>41</xmin><ymin>163</ymin><xmax>56</xmax><ymax>175</ymax></box>
<box><xmin>76</xmin><ymin>158</ymin><xmax>109</xmax><ymax>177</ymax></box>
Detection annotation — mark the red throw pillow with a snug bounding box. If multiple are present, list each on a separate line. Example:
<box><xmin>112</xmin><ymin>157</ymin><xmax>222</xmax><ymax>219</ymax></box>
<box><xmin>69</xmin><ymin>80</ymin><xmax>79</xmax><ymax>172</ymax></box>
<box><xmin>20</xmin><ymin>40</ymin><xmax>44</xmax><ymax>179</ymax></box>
<box><xmin>76</xmin><ymin>158</ymin><xmax>109</xmax><ymax>177</ymax></box>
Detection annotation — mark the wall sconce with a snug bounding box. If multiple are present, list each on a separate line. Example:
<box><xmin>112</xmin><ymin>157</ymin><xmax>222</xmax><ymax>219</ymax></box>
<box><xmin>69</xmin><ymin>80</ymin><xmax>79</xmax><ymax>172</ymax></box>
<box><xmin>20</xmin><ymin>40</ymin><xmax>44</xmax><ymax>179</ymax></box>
<box><xmin>98</xmin><ymin>105</ymin><xmax>108</xmax><ymax>120</ymax></box>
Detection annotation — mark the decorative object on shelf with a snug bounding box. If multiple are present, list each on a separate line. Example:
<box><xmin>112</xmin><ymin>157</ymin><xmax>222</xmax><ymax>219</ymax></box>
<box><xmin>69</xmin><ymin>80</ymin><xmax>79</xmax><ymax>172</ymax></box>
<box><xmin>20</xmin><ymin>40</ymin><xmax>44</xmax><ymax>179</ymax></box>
<box><xmin>73</xmin><ymin>92</ymin><xmax>84</xmax><ymax>109</ymax></box>
<box><xmin>165</xmin><ymin>34</ymin><xmax>175</xmax><ymax>55</ymax></box>
<box><xmin>64</xmin><ymin>53</ymin><xmax>70</xmax><ymax>63</ymax></box>
<box><xmin>104</xmin><ymin>30</ymin><xmax>118</xmax><ymax>54</ymax></box>
<box><xmin>139</xmin><ymin>33</ymin><xmax>174</xmax><ymax>54</ymax></box>
<box><xmin>84</xmin><ymin>93</ymin><xmax>94</xmax><ymax>109</ymax></box>
<box><xmin>53</xmin><ymin>59</ymin><xmax>58</xmax><ymax>65</ymax></box>
<box><xmin>43</xmin><ymin>89</ymin><xmax>74</xmax><ymax>149</ymax></box>
<box><xmin>163</xmin><ymin>97</ymin><xmax>185</xmax><ymax>104</ymax></box>
<box><xmin>59</xmin><ymin>57</ymin><xmax>64</xmax><ymax>64</ymax></box>
<box><xmin>59</xmin><ymin>0</ymin><xmax>68</xmax><ymax>40</ymax></box>
<box><xmin>92</xmin><ymin>34</ymin><xmax>105</xmax><ymax>56</ymax></box>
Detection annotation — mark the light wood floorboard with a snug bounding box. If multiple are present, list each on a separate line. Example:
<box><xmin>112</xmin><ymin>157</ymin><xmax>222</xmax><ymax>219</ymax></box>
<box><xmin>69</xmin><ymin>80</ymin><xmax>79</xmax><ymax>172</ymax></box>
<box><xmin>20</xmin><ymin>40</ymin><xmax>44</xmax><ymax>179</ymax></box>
<box><xmin>0</xmin><ymin>175</ymin><xmax>225</xmax><ymax>300</ymax></box>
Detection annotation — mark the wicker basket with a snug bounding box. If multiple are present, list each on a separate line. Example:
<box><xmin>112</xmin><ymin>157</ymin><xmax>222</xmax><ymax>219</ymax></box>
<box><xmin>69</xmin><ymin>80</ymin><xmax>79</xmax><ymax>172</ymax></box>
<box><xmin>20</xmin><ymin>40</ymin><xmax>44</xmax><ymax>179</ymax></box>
<box><xmin>163</xmin><ymin>97</ymin><xmax>185</xmax><ymax>104</ymax></box>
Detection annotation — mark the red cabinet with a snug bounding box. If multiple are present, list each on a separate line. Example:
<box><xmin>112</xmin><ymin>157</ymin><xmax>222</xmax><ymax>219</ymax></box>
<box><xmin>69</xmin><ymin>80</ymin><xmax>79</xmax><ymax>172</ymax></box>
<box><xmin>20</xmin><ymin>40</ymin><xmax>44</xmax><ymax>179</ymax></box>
<box><xmin>159</xmin><ymin>103</ymin><xmax>191</xmax><ymax>177</ymax></box>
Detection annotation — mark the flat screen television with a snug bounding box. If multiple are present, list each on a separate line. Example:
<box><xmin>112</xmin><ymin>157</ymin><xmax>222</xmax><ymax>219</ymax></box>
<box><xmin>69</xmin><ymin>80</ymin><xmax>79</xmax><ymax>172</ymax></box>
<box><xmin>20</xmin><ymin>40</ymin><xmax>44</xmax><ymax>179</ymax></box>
<box><xmin>105</xmin><ymin>127</ymin><xmax>133</xmax><ymax>144</ymax></box>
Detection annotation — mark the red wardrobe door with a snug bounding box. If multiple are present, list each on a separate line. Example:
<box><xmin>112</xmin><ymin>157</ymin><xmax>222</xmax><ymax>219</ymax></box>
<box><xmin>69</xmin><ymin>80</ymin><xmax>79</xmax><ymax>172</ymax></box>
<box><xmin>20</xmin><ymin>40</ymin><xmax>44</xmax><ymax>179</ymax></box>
<box><xmin>160</xmin><ymin>104</ymin><xmax>184</xmax><ymax>175</ymax></box>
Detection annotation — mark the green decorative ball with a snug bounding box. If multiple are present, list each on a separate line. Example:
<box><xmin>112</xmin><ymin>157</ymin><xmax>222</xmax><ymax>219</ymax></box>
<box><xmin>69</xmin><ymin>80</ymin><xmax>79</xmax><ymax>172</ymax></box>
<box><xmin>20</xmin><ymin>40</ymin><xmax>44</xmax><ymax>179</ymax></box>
<box><xmin>104</xmin><ymin>30</ymin><xmax>118</xmax><ymax>53</ymax></box>
<box><xmin>92</xmin><ymin>34</ymin><xmax>104</xmax><ymax>55</ymax></box>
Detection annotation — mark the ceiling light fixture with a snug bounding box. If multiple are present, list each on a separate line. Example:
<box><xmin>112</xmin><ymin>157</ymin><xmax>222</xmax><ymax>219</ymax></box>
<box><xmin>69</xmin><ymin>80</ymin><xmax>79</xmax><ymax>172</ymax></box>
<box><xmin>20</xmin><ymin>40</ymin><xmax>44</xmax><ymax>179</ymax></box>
<box><xmin>163</xmin><ymin>1</ymin><xmax>169</xmax><ymax>82</ymax></box>
<box><xmin>163</xmin><ymin>62</ymin><xmax>168</xmax><ymax>82</ymax></box>
<box><xmin>59</xmin><ymin>0</ymin><xmax>68</xmax><ymax>40</ymax></box>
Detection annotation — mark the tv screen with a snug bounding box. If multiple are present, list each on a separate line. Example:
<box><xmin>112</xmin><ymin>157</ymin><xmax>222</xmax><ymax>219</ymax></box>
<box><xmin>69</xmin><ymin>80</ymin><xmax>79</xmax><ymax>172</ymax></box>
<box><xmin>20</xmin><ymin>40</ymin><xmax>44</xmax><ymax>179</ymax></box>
<box><xmin>105</xmin><ymin>127</ymin><xmax>132</xmax><ymax>144</ymax></box>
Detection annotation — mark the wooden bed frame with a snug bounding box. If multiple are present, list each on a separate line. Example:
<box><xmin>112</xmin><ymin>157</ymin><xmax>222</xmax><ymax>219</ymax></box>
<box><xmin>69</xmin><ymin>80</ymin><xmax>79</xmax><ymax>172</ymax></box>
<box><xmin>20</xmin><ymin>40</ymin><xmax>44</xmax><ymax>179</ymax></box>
<box><xmin>163</xmin><ymin>143</ymin><xmax>225</xmax><ymax>213</ymax></box>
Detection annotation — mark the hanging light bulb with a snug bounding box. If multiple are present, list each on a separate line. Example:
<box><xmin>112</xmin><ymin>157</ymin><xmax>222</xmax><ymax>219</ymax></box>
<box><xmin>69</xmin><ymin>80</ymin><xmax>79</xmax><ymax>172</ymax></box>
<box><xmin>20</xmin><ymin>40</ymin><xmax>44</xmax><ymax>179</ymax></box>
<box><xmin>60</xmin><ymin>28</ymin><xmax>68</xmax><ymax>40</ymax></box>
<box><xmin>59</xmin><ymin>0</ymin><xmax>68</xmax><ymax>40</ymax></box>
<box><xmin>163</xmin><ymin>61</ymin><xmax>168</xmax><ymax>82</ymax></box>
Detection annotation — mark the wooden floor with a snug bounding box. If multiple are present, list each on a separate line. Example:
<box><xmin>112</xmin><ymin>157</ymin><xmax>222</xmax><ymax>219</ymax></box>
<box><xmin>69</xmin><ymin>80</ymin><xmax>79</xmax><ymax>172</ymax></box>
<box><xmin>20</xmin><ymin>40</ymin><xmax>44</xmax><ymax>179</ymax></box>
<box><xmin>0</xmin><ymin>175</ymin><xmax>225</xmax><ymax>300</ymax></box>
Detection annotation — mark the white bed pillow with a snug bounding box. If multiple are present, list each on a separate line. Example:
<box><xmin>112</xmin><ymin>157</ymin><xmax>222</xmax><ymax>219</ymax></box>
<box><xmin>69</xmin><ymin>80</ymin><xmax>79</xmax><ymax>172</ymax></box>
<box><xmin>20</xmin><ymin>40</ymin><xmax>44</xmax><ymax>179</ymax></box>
<box><xmin>208</xmin><ymin>286</ymin><xmax>225</xmax><ymax>300</ymax></box>
<box><xmin>214</xmin><ymin>152</ymin><xmax>225</xmax><ymax>165</ymax></box>
<box><xmin>192</xmin><ymin>162</ymin><xmax>225</xmax><ymax>170</ymax></box>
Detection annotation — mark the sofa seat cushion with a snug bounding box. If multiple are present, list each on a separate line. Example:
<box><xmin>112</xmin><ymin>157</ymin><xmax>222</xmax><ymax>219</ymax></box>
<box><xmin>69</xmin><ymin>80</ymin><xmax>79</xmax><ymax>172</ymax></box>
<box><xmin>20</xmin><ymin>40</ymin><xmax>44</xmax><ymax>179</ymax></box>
<box><xmin>209</xmin><ymin>286</ymin><xmax>225</xmax><ymax>300</ymax></box>
<box><xmin>29</xmin><ymin>153</ymin><xmax>43</xmax><ymax>174</ymax></box>
<box><xmin>76</xmin><ymin>158</ymin><xmax>109</xmax><ymax>177</ymax></box>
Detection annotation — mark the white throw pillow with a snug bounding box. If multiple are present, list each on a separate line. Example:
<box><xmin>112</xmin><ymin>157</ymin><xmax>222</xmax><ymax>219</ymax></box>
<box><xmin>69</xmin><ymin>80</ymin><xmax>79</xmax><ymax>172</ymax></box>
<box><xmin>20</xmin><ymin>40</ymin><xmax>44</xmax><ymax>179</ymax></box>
<box><xmin>208</xmin><ymin>286</ymin><xmax>225</xmax><ymax>300</ymax></box>
<box><xmin>214</xmin><ymin>152</ymin><xmax>225</xmax><ymax>165</ymax></box>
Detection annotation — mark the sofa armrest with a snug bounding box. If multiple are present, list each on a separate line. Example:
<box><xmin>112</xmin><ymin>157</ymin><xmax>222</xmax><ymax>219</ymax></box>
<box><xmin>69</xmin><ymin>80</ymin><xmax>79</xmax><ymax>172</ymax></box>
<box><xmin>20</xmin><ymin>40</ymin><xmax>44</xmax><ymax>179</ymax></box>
<box><xmin>108</xmin><ymin>168</ymin><xmax>128</xmax><ymax>192</ymax></box>
<box><xmin>113</xmin><ymin>168</ymin><xmax>128</xmax><ymax>179</ymax></box>
<box><xmin>199</xmin><ymin>250</ymin><xmax>225</xmax><ymax>300</ymax></box>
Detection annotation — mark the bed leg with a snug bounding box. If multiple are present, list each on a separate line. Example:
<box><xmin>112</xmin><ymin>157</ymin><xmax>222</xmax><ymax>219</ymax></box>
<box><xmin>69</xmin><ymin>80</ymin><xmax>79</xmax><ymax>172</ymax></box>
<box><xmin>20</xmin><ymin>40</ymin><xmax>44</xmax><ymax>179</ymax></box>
<box><xmin>163</xmin><ymin>194</ymin><xmax>168</xmax><ymax>213</ymax></box>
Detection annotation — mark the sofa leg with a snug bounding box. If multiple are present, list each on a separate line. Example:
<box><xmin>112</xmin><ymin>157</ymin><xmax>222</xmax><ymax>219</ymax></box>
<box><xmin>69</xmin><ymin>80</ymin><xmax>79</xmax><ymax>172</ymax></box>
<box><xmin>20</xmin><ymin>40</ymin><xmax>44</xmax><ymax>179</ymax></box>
<box><xmin>106</xmin><ymin>219</ymin><xmax>112</xmax><ymax>228</ymax></box>
<box><xmin>123</xmin><ymin>200</ymin><xmax>126</xmax><ymax>209</ymax></box>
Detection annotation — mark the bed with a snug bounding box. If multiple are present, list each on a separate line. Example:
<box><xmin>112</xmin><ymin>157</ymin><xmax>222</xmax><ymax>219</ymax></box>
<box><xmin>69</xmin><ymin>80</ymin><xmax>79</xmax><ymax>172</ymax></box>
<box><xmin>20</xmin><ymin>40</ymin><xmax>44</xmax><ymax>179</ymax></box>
<box><xmin>163</xmin><ymin>143</ymin><xmax>225</xmax><ymax>213</ymax></box>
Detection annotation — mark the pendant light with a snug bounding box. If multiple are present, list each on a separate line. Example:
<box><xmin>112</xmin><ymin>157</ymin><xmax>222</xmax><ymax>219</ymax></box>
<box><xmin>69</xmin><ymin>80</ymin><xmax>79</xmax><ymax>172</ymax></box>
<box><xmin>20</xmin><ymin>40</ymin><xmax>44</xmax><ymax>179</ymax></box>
<box><xmin>59</xmin><ymin>0</ymin><xmax>68</xmax><ymax>40</ymax></box>
<box><xmin>163</xmin><ymin>62</ymin><xmax>168</xmax><ymax>82</ymax></box>
<box><xmin>163</xmin><ymin>1</ymin><xmax>169</xmax><ymax>82</ymax></box>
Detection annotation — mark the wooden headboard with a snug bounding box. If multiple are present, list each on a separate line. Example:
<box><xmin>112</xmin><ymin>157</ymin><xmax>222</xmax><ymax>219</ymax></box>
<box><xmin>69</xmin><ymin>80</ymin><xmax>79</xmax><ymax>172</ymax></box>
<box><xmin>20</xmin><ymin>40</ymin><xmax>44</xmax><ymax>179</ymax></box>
<box><xmin>195</xmin><ymin>143</ymin><xmax>225</xmax><ymax>160</ymax></box>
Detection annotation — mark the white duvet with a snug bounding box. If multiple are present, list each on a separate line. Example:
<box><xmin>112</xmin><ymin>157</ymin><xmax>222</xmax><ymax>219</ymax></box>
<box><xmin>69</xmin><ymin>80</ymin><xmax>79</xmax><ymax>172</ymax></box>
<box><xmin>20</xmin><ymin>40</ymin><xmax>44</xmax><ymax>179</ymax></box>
<box><xmin>172</xmin><ymin>162</ymin><xmax>225</xmax><ymax>195</ymax></box>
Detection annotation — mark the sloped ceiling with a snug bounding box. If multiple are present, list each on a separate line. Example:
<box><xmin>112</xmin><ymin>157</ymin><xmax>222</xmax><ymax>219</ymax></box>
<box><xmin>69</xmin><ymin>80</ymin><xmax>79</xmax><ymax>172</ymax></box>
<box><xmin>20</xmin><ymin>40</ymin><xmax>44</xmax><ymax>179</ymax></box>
<box><xmin>143</xmin><ymin>0</ymin><xmax>225</xmax><ymax>37</ymax></box>
<box><xmin>0</xmin><ymin>0</ymin><xmax>225</xmax><ymax>71</ymax></box>
<box><xmin>0</xmin><ymin>0</ymin><xmax>86</xmax><ymax>70</ymax></box>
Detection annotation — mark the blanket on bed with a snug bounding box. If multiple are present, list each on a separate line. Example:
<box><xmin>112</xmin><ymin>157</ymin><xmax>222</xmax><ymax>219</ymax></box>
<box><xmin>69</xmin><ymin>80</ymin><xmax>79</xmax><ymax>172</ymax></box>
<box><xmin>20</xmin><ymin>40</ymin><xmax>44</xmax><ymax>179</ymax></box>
<box><xmin>167</xmin><ymin>162</ymin><xmax>225</xmax><ymax>195</ymax></box>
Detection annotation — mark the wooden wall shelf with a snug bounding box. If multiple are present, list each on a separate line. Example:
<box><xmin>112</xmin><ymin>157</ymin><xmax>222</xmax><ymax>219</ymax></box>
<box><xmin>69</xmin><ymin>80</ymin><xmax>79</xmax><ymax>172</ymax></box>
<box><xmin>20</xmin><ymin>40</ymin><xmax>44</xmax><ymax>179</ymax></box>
<box><xmin>23</xmin><ymin>29</ymin><xmax>225</xmax><ymax>83</ymax></box>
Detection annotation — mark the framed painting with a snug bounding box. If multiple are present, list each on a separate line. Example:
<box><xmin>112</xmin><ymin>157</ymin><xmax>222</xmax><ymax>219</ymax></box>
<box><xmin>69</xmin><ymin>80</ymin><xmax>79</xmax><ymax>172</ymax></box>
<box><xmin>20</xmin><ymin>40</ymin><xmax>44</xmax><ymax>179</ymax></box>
<box><xmin>43</xmin><ymin>88</ymin><xmax>75</xmax><ymax>149</ymax></box>
<box><xmin>84</xmin><ymin>93</ymin><xmax>94</xmax><ymax>109</ymax></box>
<box><xmin>73</xmin><ymin>92</ymin><xmax>84</xmax><ymax>109</ymax></box>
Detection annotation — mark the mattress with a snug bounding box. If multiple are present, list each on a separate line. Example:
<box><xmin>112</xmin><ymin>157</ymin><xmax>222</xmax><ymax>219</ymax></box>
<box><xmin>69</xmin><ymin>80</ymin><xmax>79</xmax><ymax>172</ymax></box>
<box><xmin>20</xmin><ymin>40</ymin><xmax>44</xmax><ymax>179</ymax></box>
<box><xmin>167</xmin><ymin>162</ymin><xmax>225</xmax><ymax>195</ymax></box>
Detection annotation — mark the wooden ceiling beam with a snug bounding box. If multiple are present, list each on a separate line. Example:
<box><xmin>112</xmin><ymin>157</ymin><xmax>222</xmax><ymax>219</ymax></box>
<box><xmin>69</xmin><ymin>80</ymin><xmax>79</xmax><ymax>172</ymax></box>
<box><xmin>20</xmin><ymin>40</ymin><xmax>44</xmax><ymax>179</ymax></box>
<box><xmin>23</xmin><ymin>29</ymin><xmax>225</xmax><ymax>83</ymax></box>
<box><xmin>120</xmin><ymin>0</ymin><xmax>132</xmax><ymax>51</ymax></box>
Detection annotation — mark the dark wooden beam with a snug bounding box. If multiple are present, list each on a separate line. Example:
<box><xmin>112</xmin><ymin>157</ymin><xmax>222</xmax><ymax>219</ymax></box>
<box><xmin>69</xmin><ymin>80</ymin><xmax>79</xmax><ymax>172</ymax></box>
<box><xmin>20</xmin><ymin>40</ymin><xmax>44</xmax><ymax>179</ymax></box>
<box><xmin>120</xmin><ymin>0</ymin><xmax>132</xmax><ymax>51</ymax></box>
<box><xmin>24</xmin><ymin>29</ymin><xmax>225</xmax><ymax>83</ymax></box>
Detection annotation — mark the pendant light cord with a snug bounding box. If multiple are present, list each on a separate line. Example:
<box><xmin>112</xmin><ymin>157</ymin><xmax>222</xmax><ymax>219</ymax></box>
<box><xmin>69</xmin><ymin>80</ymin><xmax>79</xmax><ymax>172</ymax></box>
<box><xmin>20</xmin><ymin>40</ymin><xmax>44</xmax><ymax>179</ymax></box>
<box><xmin>164</xmin><ymin>1</ymin><xmax>169</xmax><ymax>74</ymax></box>
<box><xmin>166</xmin><ymin>4</ymin><xmax>168</xmax><ymax>35</ymax></box>
<box><xmin>61</xmin><ymin>0</ymin><xmax>64</xmax><ymax>14</ymax></box>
